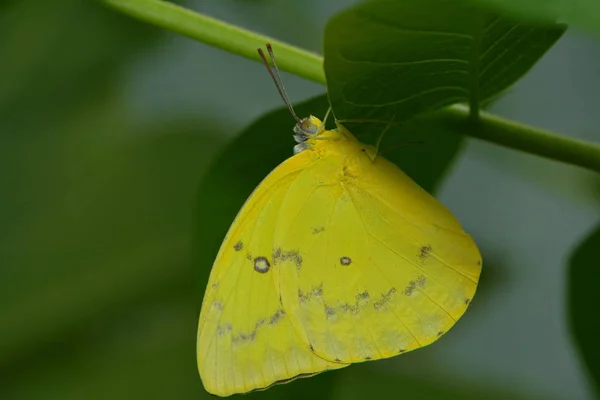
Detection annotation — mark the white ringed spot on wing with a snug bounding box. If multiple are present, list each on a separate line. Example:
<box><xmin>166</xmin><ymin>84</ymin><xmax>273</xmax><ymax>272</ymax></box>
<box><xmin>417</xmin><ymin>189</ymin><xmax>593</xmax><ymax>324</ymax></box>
<box><xmin>253</xmin><ymin>256</ymin><xmax>270</xmax><ymax>273</ymax></box>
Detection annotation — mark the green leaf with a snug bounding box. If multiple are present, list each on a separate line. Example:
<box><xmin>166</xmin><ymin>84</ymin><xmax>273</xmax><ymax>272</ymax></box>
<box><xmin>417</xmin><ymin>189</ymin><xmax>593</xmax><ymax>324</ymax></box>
<box><xmin>0</xmin><ymin>0</ymin><xmax>224</xmax><ymax>367</ymax></box>
<box><xmin>568</xmin><ymin>224</ymin><xmax>600</xmax><ymax>397</ymax></box>
<box><xmin>4</xmin><ymin>291</ymin><xmax>210</xmax><ymax>400</ymax></box>
<box><xmin>324</xmin><ymin>0</ymin><xmax>566</xmax><ymax>122</ymax></box>
<box><xmin>330</xmin><ymin>364</ymin><xmax>540</xmax><ymax>400</ymax></box>
<box><xmin>470</xmin><ymin>0</ymin><xmax>600</xmax><ymax>36</ymax></box>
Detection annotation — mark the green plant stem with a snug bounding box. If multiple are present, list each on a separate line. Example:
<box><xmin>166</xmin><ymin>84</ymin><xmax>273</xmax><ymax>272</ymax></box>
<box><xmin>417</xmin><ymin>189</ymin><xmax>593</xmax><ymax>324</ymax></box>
<box><xmin>441</xmin><ymin>105</ymin><xmax>600</xmax><ymax>171</ymax></box>
<box><xmin>101</xmin><ymin>0</ymin><xmax>600</xmax><ymax>173</ymax></box>
<box><xmin>102</xmin><ymin>0</ymin><xmax>324</xmax><ymax>83</ymax></box>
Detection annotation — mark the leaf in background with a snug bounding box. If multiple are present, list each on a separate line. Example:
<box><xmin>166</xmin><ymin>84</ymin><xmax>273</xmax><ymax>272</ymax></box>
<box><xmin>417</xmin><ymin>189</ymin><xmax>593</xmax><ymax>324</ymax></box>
<box><xmin>470</xmin><ymin>0</ymin><xmax>600</xmax><ymax>36</ymax></box>
<box><xmin>0</xmin><ymin>0</ymin><xmax>225</xmax><ymax>387</ymax></box>
<box><xmin>4</xmin><ymin>291</ymin><xmax>210</xmax><ymax>400</ymax></box>
<box><xmin>324</xmin><ymin>0</ymin><xmax>566</xmax><ymax>122</ymax></box>
<box><xmin>330</xmin><ymin>364</ymin><xmax>539</xmax><ymax>400</ymax></box>
<box><xmin>568</xmin><ymin>224</ymin><xmax>600</xmax><ymax>397</ymax></box>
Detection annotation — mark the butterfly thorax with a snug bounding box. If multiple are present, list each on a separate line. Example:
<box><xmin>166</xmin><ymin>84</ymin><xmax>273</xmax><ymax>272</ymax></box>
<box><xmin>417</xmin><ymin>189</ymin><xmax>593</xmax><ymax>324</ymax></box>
<box><xmin>293</xmin><ymin>115</ymin><xmax>378</xmax><ymax>171</ymax></box>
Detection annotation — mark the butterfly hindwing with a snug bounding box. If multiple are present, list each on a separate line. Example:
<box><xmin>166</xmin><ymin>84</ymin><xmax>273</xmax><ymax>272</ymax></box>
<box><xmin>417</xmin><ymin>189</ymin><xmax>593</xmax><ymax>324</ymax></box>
<box><xmin>274</xmin><ymin>148</ymin><xmax>481</xmax><ymax>363</ymax></box>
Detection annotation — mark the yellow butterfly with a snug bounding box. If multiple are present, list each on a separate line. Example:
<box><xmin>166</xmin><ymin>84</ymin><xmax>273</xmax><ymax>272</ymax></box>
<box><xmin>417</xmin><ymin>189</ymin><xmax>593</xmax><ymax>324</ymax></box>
<box><xmin>197</xmin><ymin>44</ymin><xmax>482</xmax><ymax>397</ymax></box>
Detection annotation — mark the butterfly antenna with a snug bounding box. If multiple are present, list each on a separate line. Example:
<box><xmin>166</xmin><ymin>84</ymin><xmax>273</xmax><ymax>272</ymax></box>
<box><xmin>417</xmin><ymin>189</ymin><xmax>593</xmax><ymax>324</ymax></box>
<box><xmin>258</xmin><ymin>44</ymin><xmax>300</xmax><ymax>122</ymax></box>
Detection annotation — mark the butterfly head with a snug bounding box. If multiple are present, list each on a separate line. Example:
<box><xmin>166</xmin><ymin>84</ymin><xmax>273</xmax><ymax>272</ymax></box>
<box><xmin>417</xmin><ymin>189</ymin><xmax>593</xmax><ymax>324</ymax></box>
<box><xmin>292</xmin><ymin>115</ymin><xmax>325</xmax><ymax>154</ymax></box>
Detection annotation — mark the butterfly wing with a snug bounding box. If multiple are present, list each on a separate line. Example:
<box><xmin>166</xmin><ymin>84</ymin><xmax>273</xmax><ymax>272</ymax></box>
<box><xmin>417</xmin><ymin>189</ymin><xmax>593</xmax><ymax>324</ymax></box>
<box><xmin>274</xmin><ymin>150</ymin><xmax>481</xmax><ymax>363</ymax></box>
<box><xmin>197</xmin><ymin>152</ymin><xmax>347</xmax><ymax>397</ymax></box>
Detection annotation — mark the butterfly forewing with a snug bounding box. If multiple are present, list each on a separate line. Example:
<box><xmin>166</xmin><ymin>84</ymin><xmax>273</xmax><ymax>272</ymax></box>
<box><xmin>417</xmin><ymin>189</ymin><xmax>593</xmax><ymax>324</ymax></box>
<box><xmin>197</xmin><ymin>151</ymin><xmax>347</xmax><ymax>397</ymax></box>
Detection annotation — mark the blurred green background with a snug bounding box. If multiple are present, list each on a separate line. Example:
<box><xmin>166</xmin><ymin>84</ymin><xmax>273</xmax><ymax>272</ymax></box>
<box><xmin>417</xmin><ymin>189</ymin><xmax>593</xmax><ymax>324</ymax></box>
<box><xmin>2</xmin><ymin>0</ymin><xmax>600</xmax><ymax>399</ymax></box>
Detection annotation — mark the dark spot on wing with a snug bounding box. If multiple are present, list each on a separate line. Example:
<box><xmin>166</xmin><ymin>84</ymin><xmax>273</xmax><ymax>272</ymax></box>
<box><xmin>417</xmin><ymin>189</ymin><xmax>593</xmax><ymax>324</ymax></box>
<box><xmin>374</xmin><ymin>288</ymin><xmax>397</xmax><ymax>310</ymax></box>
<box><xmin>313</xmin><ymin>284</ymin><xmax>323</xmax><ymax>297</ymax></box>
<box><xmin>341</xmin><ymin>303</ymin><xmax>359</xmax><ymax>314</ymax></box>
<box><xmin>312</xmin><ymin>226</ymin><xmax>325</xmax><ymax>234</ymax></box>
<box><xmin>309</xmin><ymin>344</ymin><xmax>315</xmax><ymax>352</ymax></box>
<box><xmin>335</xmin><ymin>358</ymin><xmax>341</xmax><ymax>362</ymax></box>
<box><xmin>325</xmin><ymin>305</ymin><xmax>335</xmax><ymax>318</ymax></box>
<box><xmin>273</xmin><ymin>248</ymin><xmax>303</xmax><ymax>270</ymax></box>
<box><xmin>405</xmin><ymin>275</ymin><xmax>426</xmax><ymax>296</ymax></box>
<box><xmin>340</xmin><ymin>256</ymin><xmax>352</xmax><ymax>266</ymax></box>
<box><xmin>477</xmin><ymin>260</ymin><xmax>481</xmax><ymax>266</ymax></box>
<box><xmin>356</xmin><ymin>291</ymin><xmax>370</xmax><ymax>302</ymax></box>
<box><xmin>437</xmin><ymin>331</ymin><xmax>444</xmax><ymax>337</ymax></box>
<box><xmin>231</xmin><ymin>318</ymin><xmax>269</xmax><ymax>344</ymax></box>
<box><xmin>253</xmin><ymin>256</ymin><xmax>271</xmax><ymax>273</ymax></box>
<box><xmin>299</xmin><ymin>284</ymin><xmax>324</xmax><ymax>303</ymax></box>
<box><xmin>364</xmin><ymin>356</ymin><xmax>372</xmax><ymax>360</ymax></box>
<box><xmin>398</xmin><ymin>349</ymin><xmax>406</xmax><ymax>354</ymax></box>
<box><xmin>233</xmin><ymin>241</ymin><xmax>243</xmax><ymax>251</ymax></box>
<box><xmin>246</xmin><ymin>252</ymin><xmax>253</xmax><ymax>261</ymax></box>
<box><xmin>269</xmin><ymin>309</ymin><xmax>286</xmax><ymax>325</ymax></box>
<box><xmin>272</xmin><ymin>247</ymin><xmax>281</xmax><ymax>261</ymax></box>
<box><xmin>216</xmin><ymin>324</ymin><xmax>232</xmax><ymax>336</ymax></box>
<box><xmin>419</xmin><ymin>245</ymin><xmax>432</xmax><ymax>261</ymax></box>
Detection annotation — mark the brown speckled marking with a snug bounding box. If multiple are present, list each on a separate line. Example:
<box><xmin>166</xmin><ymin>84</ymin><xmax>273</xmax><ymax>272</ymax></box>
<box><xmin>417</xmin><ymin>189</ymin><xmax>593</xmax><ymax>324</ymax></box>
<box><xmin>269</xmin><ymin>309</ymin><xmax>286</xmax><ymax>325</ymax></box>
<box><xmin>404</xmin><ymin>275</ymin><xmax>427</xmax><ymax>296</ymax></box>
<box><xmin>298</xmin><ymin>284</ymin><xmax>324</xmax><ymax>303</ymax></box>
<box><xmin>216</xmin><ymin>323</ymin><xmax>232</xmax><ymax>336</ymax></box>
<box><xmin>233</xmin><ymin>241</ymin><xmax>243</xmax><ymax>251</ymax></box>
<box><xmin>273</xmin><ymin>248</ymin><xmax>303</xmax><ymax>270</ymax></box>
<box><xmin>374</xmin><ymin>288</ymin><xmax>397</xmax><ymax>310</ymax></box>
<box><xmin>356</xmin><ymin>291</ymin><xmax>370</xmax><ymax>302</ymax></box>
<box><xmin>419</xmin><ymin>245</ymin><xmax>432</xmax><ymax>261</ymax></box>
<box><xmin>325</xmin><ymin>305</ymin><xmax>335</xmax><ymax>318</ymax></box>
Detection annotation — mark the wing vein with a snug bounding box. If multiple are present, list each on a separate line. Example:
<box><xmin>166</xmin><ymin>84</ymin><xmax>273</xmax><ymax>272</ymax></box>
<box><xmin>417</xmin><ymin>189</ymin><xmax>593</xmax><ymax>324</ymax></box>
<box><xmin>346</xmin><ymin>190</ymin><xmax>423</xmax><ymax>347</ymax></box>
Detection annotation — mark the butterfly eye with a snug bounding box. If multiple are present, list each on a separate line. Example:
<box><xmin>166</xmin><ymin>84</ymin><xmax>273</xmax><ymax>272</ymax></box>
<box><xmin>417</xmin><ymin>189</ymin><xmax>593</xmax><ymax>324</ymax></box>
<box><xmin>293</xmin><ymin>117</ymin><xmax>318</xmax><ymax>138</ymax></box>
